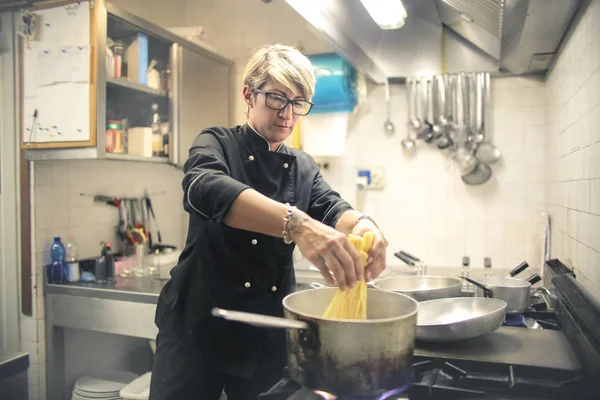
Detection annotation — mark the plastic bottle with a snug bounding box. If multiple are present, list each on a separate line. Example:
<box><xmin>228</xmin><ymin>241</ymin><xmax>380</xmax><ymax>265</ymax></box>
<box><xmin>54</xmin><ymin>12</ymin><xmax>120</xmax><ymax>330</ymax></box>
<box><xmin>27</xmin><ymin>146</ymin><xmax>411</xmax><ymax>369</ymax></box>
<box><xmin>65</xmin><ymin>236</ymin><xmax>80</xmax><ymax>283</ymax></box>
<box><xmin>103</xmin><ymin>243</ymin><xmax>115</xmax><ymax>282</ymax></box>
<box><xmin>49</xmin><ymin>237</ymin><xmax>66</xmax><ymax>284</ymax></box>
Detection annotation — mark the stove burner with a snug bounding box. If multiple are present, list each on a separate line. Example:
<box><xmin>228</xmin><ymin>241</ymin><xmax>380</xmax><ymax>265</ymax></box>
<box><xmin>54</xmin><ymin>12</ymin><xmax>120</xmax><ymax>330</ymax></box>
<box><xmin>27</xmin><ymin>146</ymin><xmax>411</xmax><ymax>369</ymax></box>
<box><xmin>504</xmin><ymin>313</ymin><xmax>525</xmax><ymax>326</ymax></box>
<box><xmin>309</xmin><ymin>382</ymin><xmax>411</xmax><ymax>400</ymax></box>
<box><xmin>376</xmin><ymin>383</ymin><xmax>412</xmax><ymax>400</ymax></box>
<box><xmin>313</xmin><ymin>390</ymin><xmax>336</xmax><ymax>400</ymax></box>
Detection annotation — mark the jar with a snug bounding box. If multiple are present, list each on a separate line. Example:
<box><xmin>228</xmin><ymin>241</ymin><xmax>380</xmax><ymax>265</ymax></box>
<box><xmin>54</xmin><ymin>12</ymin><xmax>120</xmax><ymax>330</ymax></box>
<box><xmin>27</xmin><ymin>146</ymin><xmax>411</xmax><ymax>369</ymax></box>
<box><xmin>106</xmin><ymin>120</ymin><xmax>124</xmax><ymax>153</ymax></box>
<box><xmin>112</xmin><ymin>41</ymin><xmax>125</xmax><ymax>78</ymax></box>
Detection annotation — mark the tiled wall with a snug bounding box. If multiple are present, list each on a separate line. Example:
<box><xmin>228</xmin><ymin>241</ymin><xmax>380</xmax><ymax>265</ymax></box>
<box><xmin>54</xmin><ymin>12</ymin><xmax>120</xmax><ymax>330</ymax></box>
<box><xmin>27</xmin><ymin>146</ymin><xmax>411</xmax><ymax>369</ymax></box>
<box><xmin>319</xmin><ymin>77</ymin><xmax>547</xmax><ymax>273</ymax></box>
<box><xmin>23</xmin><ymin>159</ymin><xmax>185</xmax><ymax>399</ymax></box>
<box><xmin>545</xmin><ymin>0</ymin><xmax>600</xmax><ymax>302</ymax></box>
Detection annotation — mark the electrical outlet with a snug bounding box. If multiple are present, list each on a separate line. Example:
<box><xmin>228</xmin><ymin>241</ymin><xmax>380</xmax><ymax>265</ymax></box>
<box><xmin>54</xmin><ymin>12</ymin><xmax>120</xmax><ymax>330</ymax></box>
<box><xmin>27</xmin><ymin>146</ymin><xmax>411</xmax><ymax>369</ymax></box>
<box><xmin>357</xmin><ymin>167</ymin><xmax>385</xmax><ymax>190</ymax></box>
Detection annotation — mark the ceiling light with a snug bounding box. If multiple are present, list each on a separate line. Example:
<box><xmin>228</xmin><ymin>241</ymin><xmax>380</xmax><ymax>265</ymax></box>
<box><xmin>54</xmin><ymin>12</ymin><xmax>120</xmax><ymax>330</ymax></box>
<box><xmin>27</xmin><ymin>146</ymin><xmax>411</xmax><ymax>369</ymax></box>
<box><xmin>359</xmin><ymin>0</ymin><xmax>407</xmax><ymax>30</ymax></box>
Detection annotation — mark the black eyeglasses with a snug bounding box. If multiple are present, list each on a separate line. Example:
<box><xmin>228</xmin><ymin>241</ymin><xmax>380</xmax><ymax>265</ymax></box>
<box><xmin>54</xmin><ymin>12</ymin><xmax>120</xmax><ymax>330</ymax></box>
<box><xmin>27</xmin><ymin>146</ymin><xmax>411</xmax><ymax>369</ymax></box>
<box><xmin>254</xmin><ymin>89</ymin><xmax>314</xmax><ymax>116</ymax></box>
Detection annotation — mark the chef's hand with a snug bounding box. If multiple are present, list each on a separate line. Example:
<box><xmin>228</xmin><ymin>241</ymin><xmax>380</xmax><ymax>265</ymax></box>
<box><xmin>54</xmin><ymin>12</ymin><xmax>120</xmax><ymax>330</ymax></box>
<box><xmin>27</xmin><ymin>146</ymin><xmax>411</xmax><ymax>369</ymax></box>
<box><xmin>290</xmin><ymin>212</ymin><xmax>363</xmax><ymax>290</ymax></box>
<box><xmin>351</xmin><ymin>219</ymin><xmax>388</xmax><ymax>282</ymax></box>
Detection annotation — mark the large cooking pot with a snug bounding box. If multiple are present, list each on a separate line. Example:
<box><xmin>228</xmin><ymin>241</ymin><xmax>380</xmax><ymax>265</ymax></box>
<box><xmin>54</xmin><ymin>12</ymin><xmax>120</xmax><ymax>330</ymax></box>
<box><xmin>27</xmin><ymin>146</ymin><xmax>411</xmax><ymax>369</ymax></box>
<box><xmin>372</xmin><ymin>276</ymin><xmax>462</xmax><ymax>301</ymax></box>
<box><xmin>212</xmin><ymin>288</ymin><xmax>419</xmax><ymax>396</ymax></box>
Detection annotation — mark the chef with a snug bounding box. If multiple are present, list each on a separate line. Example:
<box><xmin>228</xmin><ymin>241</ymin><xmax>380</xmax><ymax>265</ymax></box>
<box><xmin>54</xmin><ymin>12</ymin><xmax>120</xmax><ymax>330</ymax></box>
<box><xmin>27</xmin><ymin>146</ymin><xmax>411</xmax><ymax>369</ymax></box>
<box><xmin>149</xmin><ymin>44</ymin><xmax>388</xmax><ymax>400</ymax></box>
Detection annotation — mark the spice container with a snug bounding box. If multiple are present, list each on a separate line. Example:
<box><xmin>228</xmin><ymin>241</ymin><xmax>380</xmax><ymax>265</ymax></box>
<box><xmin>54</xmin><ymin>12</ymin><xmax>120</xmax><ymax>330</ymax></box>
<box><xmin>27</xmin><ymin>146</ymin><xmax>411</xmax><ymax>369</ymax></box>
<box><xmin>112</xmin><ymin>41</ymin><xmax>125</xmax><ymax>78</ymax></box>
<box><xmin>106</xmin><ymin>120</ymin><xmax>124</xmax><ymax>153</ymax></box>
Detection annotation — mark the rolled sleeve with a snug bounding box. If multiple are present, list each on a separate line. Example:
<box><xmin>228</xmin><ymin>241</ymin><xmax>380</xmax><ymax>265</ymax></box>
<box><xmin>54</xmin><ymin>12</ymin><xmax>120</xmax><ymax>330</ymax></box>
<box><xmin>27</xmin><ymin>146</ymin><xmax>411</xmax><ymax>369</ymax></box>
<box><xmin>183</xmin><ymin>131</ymin><xmax>250</xmax><ymax>224</ymax></box>
<box><xmin>307</xmin><ymin>171</ymin><xmax>354</xmax><ymax>228</ymax></box>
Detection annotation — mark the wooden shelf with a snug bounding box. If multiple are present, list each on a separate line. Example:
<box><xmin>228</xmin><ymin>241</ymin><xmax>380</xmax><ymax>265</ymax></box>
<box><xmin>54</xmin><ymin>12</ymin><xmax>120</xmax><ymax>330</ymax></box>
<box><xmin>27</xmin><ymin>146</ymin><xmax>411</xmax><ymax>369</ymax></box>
<box><xmin>106</xmin><ymin>76</ymin><xmax>167</xmax><ymax>97</ymax></box>
<box><xmin>105</xmin><ymin>153</ymin><xmax>169</xmax><ymax>163</ymax></box>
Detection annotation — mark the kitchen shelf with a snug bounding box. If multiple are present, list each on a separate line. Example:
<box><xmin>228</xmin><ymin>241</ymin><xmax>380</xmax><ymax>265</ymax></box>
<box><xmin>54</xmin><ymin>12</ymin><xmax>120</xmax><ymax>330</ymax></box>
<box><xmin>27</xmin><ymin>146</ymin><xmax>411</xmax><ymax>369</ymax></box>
<box><xmin>106</xmin><ymin>76</ymin><xmax>167</xmax><ymax>97</ymax></box>
<box><xmin>105</xmin><ymin>153</ymin><xmax>170</xmax><ymax>163</ymax></box>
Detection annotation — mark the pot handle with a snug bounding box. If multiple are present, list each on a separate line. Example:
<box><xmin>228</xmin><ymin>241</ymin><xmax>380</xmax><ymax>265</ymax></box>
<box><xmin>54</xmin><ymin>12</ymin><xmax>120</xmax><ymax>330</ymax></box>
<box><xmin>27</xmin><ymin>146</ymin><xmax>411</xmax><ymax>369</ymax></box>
<box><xmin>399</xmin><ymin>250</ymin><xmax>421</xmax><ymax>262</ymax></box>
<box><xmin>211</xmin><ymin>307</ymin><xmax>309</xmax><ymax>330</ymax></box>
<box><xmin>394</xmin><ymin>251</ymin><xmax>415</xmax><ymax>266</ymax></box>
<box><xmin>506</xmin><ymin>261</ymin><xmax>529</xmax><ymax>278</ymax></box>
<box><xmin>525</xmin><ymin>273</ymin><xmax>542</xmax><ymax>285</ymax></box>
<box><xmin>460</xmin><ymin>276</ymin><xmax>494</xmax><ymax>298</ymax></box>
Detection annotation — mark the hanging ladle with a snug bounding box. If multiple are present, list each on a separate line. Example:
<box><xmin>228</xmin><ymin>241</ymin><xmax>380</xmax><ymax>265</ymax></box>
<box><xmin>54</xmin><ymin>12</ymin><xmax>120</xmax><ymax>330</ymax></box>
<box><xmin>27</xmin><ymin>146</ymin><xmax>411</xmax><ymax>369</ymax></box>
<box><xmin>384</xmin><ymin>80</ymin><xmax>395</xmax><ymax>137</ymax></box>
<box><xmin>402</xmin><ymin>78</ymin><xmax>417</xmax><ymax>152</ymax></box>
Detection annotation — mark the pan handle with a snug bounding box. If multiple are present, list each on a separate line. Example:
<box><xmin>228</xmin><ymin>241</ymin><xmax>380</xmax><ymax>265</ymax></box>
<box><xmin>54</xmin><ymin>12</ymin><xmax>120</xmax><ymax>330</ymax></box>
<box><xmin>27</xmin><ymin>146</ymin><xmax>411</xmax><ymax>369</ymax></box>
<box><xmin>460</xmin><ymin>276</ymin><xmax>494</xmax><ymax>298</ymax></box>
<box><xmin>211</xmin><ymin>307</ymin><xmax>309</xmax><ymax>330</ymax></box>
<box><xmin>399</xmin><ymin>250</ymin><xmax>421</xmax><ymax>262</ymax></box>
<box><xmin>525</xmin><ymin>273</ymin><xmax>541</xmax><ymax>286</ymax></box>
<box><xmin>506</xmin><ymin>261</ymin><xmax>529</xmax><ymax>278</ymax></box>
<box><xmin>394</xmin><ymin>252</ymin><xmax>415</xmax><ymax>266</ymax></box>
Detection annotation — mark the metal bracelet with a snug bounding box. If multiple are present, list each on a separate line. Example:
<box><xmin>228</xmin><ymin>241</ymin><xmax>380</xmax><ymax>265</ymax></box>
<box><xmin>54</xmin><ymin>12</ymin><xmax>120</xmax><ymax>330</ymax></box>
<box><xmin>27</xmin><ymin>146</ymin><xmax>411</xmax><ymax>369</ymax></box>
<box><xmin>282</xmin><ymin>206</ymin><xmax>298</xmax><ymax>244</ymax></box>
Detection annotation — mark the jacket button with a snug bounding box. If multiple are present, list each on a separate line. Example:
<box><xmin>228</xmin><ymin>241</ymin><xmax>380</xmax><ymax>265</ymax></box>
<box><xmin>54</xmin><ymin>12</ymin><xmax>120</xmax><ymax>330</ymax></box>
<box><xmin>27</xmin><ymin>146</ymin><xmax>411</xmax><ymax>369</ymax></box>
<box><xmin>245</xmin><ymin>282</ymin><xmax>251</xmax><ymax>288</ymax></box>
<box><xmin>271</xmin><ymin>286</ymin><xmax>277</xmax><ymax>292</ymax></box>
<box><xmin>283</xmin><ymin>163</ymin><xmax>289</xmax><ymax>169</ymax></box>
<box><xmin>251</xmin><ymin>239</ymin><xmax>258</xmax><ymax>245</ymax></box>
<box><xmin>248</xmin><ymin>155</ymin><xmax>255</xmax><ymax>161</ymax></box>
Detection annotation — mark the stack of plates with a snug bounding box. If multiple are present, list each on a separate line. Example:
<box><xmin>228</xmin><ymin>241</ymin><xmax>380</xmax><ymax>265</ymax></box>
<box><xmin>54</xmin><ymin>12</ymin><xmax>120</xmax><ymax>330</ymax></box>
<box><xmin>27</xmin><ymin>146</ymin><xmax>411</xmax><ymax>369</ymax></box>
<box><xmin>72</xmin><ymin>371</ymin><xmax>138</xmax><ymax>400</ymax></box>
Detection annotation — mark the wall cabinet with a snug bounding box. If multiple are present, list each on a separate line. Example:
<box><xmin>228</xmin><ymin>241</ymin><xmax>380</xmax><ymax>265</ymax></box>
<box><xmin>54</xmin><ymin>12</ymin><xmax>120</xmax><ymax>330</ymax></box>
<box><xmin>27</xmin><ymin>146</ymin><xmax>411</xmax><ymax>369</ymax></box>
<box><xmin>22</xmin><ymin>0</ymin><xmax>233</xmax><ymax>167</ymax></box>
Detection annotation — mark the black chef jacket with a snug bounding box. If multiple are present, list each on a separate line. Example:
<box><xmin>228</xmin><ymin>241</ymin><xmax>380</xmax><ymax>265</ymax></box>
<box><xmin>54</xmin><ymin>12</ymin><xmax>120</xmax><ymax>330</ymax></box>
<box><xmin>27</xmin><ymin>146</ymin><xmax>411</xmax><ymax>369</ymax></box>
<box><xmin>155</xmin><ymin>124</ymin><xmax>353</xmax><ymax>379</ymax></box>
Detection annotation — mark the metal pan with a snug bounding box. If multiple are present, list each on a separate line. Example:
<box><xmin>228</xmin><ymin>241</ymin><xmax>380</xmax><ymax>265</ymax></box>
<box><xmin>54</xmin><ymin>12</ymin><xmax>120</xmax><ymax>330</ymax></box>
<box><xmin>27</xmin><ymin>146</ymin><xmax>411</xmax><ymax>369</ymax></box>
<box><xmin>373</xmin><ymin>276</ymin><xmax>462</xmax><ymax>302</ymax></box>
<box><xmin>212</xmin><ymin>288</ymin><xmax>419</xmax><ymax>396</ymax></box>
<box><xmin>416</xmin><ymin>297</ymin><xmax>507</xmax><ymax>342</ymax></box>
<box><xmin>463</xmin><ymin>274</ymin><xmax>541</xmax><ymax>313</ymax></box>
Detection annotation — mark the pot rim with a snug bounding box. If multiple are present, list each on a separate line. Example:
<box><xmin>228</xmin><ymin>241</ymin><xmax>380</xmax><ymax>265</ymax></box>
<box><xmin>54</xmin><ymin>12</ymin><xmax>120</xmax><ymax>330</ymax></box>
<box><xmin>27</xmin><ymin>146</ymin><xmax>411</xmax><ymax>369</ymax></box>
<box><xmin>475</xmin><ymin>276</ymin><xmax>532</xmax><ymax>289</ymax></box>
<box><xmin>417</xmin><ymin>297</ymin><xmax>507</xmax><ymax>327</ymax></box>
<box><xmin>373</xmin><ymin>276</ymin><xmax>462</xmax><ymax>293</ymax></box>
<box><xmin>282</xmin><ymin>287</ymin><xmax>419</xmax><ymax>324</ymax></box>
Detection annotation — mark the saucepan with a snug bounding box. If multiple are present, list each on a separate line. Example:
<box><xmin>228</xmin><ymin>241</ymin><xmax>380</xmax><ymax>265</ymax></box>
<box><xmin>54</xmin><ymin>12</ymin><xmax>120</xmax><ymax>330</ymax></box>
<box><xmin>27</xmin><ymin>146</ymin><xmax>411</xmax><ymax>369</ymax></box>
<box><xmin>212</xmin><ymin>288</ymin><xmax>419</xmax><ymax>397</ymax></box>
<box><xmin>462</xmin><ymin>273</ymin><xmax>542</xmax><ymax>313</ymax></box>
<box><xmin>372</xmin><ymin>276</ymin><xmax>462</xmax><ymax>302</ymax></box>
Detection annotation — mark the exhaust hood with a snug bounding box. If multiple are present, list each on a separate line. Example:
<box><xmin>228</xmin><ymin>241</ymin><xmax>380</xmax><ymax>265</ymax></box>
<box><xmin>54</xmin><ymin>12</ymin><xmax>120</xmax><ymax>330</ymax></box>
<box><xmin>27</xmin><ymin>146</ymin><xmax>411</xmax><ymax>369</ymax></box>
<box><xmin>285</xmin><ymin>0</ymin><xmax>582</xmax><ymax>83</ymax></box>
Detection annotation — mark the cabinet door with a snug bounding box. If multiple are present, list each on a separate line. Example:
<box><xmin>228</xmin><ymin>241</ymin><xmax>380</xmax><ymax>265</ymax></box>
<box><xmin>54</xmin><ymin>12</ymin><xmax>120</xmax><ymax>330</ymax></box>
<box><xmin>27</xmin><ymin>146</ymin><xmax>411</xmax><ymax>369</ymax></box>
<box><xmin>171</xmin><ymin>45</ymin><xmax>232</xmax><ymax>167</ymax></box>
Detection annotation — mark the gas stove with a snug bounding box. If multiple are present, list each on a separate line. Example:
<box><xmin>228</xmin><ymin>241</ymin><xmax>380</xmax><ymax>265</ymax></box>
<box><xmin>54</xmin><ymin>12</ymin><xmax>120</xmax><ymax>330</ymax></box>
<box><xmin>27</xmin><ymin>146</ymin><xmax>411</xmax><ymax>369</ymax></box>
<box><xmin>259</xmin><ymin>261</ymin><xmax>599</xmax><ymax>400</ymax></box>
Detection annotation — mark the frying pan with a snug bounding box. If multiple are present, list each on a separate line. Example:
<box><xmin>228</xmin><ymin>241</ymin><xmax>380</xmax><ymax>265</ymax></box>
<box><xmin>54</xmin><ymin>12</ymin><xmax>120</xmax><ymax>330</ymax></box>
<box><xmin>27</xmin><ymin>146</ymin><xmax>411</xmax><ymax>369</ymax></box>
<box><xmin>416</xmin><ymin>297</ymin><xmax>507</xmax><ymax>342</ymax></box>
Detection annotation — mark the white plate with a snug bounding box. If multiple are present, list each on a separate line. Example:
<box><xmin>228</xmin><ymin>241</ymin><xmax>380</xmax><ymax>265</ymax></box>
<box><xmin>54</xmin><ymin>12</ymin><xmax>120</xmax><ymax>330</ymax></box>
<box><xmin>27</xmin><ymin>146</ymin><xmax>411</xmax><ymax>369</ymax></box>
<box><xmin>73</xmin><ymin>387</ymin><xmax>120</xmax><ymax>398</ymax></box>
<box><xmin>72</xmin><ymin>393</ymin><xmax>121</xmax><ymax>400</ymax></box>
<box><xmin>75</xmin><ymin>370</ymin><xmax>138</xmax><ymax>394</ymax></box>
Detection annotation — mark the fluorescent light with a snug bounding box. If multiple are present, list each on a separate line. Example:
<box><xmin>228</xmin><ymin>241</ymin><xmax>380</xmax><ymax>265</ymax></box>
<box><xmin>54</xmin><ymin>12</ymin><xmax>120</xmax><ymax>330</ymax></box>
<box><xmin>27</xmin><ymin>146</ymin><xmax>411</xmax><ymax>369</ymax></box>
<box><xmin>360</xmin><ymin>0</ymin><xmax>407</xmax><ymax>30</ymax></box>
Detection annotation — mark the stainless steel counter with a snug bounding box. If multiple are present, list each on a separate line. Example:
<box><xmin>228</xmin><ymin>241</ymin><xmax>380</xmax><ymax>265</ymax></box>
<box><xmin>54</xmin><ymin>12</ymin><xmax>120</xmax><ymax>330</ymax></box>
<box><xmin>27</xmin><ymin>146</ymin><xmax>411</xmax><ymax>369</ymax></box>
<box><xmin>415</xmin><ymin>326</ymin><xmax>582</xmax><ymax>371</ymax></box>
<box><xmin>44</xmin><ymin>277</ymin><xmax>164</xmax><ymax>400</ymax></box>
<box><xmin>45</xmin><ymin>276</ymin><xmax>166</xmax><ymax>304</ymax></box>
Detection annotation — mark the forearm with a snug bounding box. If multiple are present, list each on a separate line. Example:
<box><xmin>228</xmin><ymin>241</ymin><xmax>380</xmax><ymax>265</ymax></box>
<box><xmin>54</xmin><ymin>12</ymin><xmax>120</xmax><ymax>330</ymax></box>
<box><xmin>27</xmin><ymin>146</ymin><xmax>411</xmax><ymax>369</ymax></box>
<box><xmin>223</xmin><ymin>189</ymin><xmax>290</xmax><ymax>237</ymax></box>
<box><xmin>335</xmin><ymin>209</ymin><xmax>362</xmax><ymax>234</ymax></box>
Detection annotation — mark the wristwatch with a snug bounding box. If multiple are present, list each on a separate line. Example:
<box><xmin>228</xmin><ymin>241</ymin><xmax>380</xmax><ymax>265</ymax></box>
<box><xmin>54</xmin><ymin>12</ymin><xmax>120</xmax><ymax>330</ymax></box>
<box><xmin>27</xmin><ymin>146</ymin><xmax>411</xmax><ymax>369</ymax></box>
<box><xmin>357</xmin><ymin>215</ymin><xmax>378</xmax><ymax>228</ymax></box>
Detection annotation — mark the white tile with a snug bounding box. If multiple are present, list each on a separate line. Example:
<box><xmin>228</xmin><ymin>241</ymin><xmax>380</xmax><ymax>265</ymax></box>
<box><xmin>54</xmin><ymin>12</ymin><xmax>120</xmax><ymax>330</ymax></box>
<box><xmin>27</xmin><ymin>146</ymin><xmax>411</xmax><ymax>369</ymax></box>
<box><xmin>27</xmin><ymin>362</ymin><xmax>41</xmax><ymax>387</ymax></box>
<box><xmin>578</xmin><ymin>212</ymin><xmax>592</xmax><ymax>247</ymax></box>
<box><xmin>27</xmin><ymin>384</ymin><xmax>40</xmax><ymax>400</ymax></box>
<box><xmin>577</xmin><ymin>273</ymin><xmax>600</xmax><ymax>304</ymax></box>
<box><xmin>577</xmin><ymin>180</ymin><xmax>591</xmax><ymax>212</ymax></box>
<box><xmin>591</xmin><ymin>179</ymin><xmax>600</xmax><ymax>215</ymax></box>
<box><xmin>568</xmin><ymin>209</ymin><xmax>578</xmax><ymax>238</ymax></box>
<box><xmin>590</xmin><ymin>105</ymin><xmax>600</xmax><ymax>145</ymax></box>
<box><xmin>592</xmin><ymin>214</ymin><xmax>600</xmax><ymax>252</ymax></box>
<box><xmin>20</xmin><ymin>317</ymin><xmax>39</xmax><ymax>342</ymax></box>
<box><xmin>20</xmin><ymin>340</ymin><xmax>40</xmax><ymax>364</ymax></box>
<box><xmin>568</xmin><ymin>181</ymin><xmax>578</xmax><ymax>210</ymax></box>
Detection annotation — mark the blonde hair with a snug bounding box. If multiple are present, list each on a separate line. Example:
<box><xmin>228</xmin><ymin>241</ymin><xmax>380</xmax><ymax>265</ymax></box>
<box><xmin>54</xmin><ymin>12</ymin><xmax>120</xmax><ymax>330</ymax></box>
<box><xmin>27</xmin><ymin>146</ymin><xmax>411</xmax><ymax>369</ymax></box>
<box><xmin>243</xmin><ymin>44</ymin><xmax>316</xmax><ymax>100</ymax></box>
